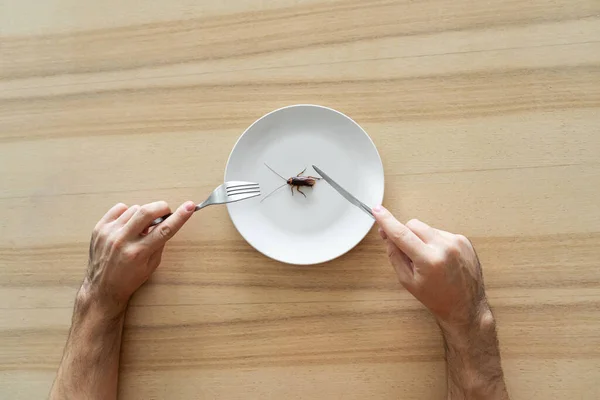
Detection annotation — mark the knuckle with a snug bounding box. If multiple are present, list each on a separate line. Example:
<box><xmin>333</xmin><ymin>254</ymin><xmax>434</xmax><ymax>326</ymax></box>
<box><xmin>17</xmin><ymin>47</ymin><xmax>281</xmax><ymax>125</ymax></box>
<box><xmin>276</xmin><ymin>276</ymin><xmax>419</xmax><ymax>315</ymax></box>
<box><xmin>101</xmin><ymin>223</ymin><xmax>114</xmax><ymax>235</ymax></box>
<box><xmin>115</xmin><ymin>236</ymin><xmax>126</xmax><ymax>248</ymax></box>
<box><xmin>406</xmin><ymin>219</ymin><xmax>419</xmax><ymax>229</ymax></box>
<box><xmin>105</xmin><ymin>230</ymin><xmax>116</xmax><ymax>243</ymax></box>
<box><xmin>92</xmin><ymin>224</ymin><xmax>102</xmax><ymax>237</ymax></box>
<box><xmin>426</xmin><ymin>252</ymin><xmax>446</xmax><ymax>268</ymax></box>
<box><xmin>93</xmin><ymin>221</ymin><xmax>114</xmax><ymax>238</ymax></box>
<box><xmin>112</xmin><ymin>203</ymin><xmax>127</xmax><ymax>213</ymax></box>
<box><xmin>104</xmin><ymin>236</ymin><xmax>115</xmax><ymax>249</ymax></box>
<box><xmin>390</xmin><ymin>227</ymin><xmax>410</xmax><ymax>243</ymax></box>
<box><xmin>444</xmin><ymin>242</ymin><xmax>461</xmax><ymax>258</ymax></box>
<box><xmin>455</xmin><ymin>234</ymin><xmax>470</xmax><ymax>246</ymax></box>
<box><xmin>110</xmin><ymin>235</ymin><xmax>124</xmax><ymax>250</ymax></box>
<box><xmin>158</xmin><ymin>224</ymin><xmax>172</xmax><ymax>239</ymax></box>
<box><xmin>123</xmin><ymin>246</ymin><xmax>141</xmax><ymax>260</ymax></box>
<box><xmin>137</xmin><ymin>206</ymin><xmax>150</xmax><ymax>218</ymax></box>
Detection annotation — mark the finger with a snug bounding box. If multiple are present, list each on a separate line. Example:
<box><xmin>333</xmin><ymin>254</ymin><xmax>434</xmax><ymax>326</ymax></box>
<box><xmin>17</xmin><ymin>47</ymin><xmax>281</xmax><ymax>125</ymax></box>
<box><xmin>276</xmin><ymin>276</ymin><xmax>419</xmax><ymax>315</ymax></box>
<box><xmin>437</xmin><ymin>230</ymin><xmax>475</xmax><ymax>253</ymax></box>
<box><xmin>436</xmin><ymin>228</ymin><xmax>455</xmax><ymax>240</ymax></box>
<box><xmin>405</xmin><ymin>219</ymin><xmax>438</xmax><ymax>243</ymax></box>
<box><xmin>385</xmin><ymin>239</ymin><xmax>415</xmax><ymax>288</ymax></box>
<box><xmin>98</xmin><ymin>203</ymin><xmax>128</xmax><ymax>225</ymax></box>
<box><xmin>115</xmin><ymin>205</ymin><xmax>140</xmax><ymax>226</ymax></box>
<box><xmin>123</xmin><ymin>201</ymin><xmax>171</xmax><ymax>238</ymax></box>
<box><xmin>143</xmin><ymin>201</ymin><xmax>195</xmax><ymax>246</ymax></box>
<box><xmin>372</xmin><ymin>205</ymin><xmax>430</xmax><ymax>261</ymax></box>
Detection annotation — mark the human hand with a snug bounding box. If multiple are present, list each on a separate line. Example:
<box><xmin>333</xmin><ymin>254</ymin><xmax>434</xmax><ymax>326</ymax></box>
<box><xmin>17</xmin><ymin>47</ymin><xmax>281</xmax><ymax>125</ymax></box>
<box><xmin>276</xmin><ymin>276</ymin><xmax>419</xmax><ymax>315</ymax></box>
<box><xmin>80</xmin><ymin>200</ymin><xmax>195</xmax><ymax>316</ymax></box>
<box><xmin>373</xmin><ymin>206</ymin><xmax>509</xmax><ymax>398</ymax></box>
<box><xmin>373</xmin><ymin>205</ymin><xmax>488</xmax><ymax>328</ymax></box>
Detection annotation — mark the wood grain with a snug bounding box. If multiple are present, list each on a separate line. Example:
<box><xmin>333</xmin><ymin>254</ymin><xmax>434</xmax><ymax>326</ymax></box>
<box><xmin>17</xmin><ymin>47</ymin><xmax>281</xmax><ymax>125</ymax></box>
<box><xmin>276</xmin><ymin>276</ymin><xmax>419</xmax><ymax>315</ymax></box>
<box><xmin>1</xmin><ymin>0</ymin><xmax>599</xmax><ymax>399</ymax></box>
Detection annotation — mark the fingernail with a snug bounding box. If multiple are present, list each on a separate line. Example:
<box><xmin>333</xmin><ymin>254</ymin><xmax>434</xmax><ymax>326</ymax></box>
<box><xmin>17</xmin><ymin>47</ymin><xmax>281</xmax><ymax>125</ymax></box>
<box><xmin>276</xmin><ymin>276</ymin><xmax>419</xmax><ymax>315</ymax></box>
<box><xmin>378</xmin><ymin>227</ymin><xmax>388</xmax><ymax>240</ymax></box>
<box><xmin>373</xmin><ymin>205</ymin><xmax>384</xmax><ymax>214</ymax></box>
<box><xmin>184</xmin><ymin>201</ymin><xmax>195</xmax><ymax>212</ymax></box>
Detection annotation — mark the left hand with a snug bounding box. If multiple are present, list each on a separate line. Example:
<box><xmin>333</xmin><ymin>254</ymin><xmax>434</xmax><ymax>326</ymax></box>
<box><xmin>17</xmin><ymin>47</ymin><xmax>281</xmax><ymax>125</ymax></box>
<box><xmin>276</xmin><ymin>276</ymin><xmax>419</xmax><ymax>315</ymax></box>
<box><xmin>80</xmin><ymin>200</ymin><xmax>195</xmax><ymax>316</ymax></box>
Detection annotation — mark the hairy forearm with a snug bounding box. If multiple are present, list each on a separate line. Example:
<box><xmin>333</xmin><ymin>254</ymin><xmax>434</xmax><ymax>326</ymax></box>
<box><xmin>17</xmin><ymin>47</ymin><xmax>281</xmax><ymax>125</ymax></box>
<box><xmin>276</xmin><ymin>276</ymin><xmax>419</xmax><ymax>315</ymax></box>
<box><xmin>440</xmin><ymin>308</ymin><xmax>509</xmax><ymax>400</ymax></box>
<box><xmin>50</xmin><ymin>285</ymin><xmax>125</xmax><ymax>400</ymax></box>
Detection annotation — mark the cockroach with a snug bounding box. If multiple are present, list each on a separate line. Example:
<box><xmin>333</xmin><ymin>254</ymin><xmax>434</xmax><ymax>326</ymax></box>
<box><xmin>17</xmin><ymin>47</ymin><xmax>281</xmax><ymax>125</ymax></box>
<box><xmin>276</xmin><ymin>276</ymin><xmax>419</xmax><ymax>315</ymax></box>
<box><xmin>261</xmin><ymin>163</ymin><xmax>321</xmax><ymax>202</ymax></box>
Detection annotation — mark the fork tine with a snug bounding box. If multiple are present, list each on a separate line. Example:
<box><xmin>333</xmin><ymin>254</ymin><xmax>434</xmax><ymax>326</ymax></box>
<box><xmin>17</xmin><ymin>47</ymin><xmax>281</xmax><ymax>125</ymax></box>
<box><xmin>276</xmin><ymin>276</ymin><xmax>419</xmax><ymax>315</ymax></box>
<box><xmin>226</xmin><ymin>181</ymin><xmax>260</xmax><ymax>189</ymax></box>
<box><xmin>227</xmin><ymin>182</ymin><xmax>258</xmax><ymax>189</ymax></box>
<box><xmin>225</xmin><ymin>180</ymin><xmax>260</xmax><ymax>197</ymax></box>
<box><xmin>227</xmin><ymin>187</ymin><xmax>260</xmax><ymax>195</ymax></box>
<box><xmin>228</xmin><ymin>190</ymin><xmax>260</xmax><ymax>198</ymax></box>
<box><xmin>227</xmin><ymin>191</ymin><xmax>261</xmax><ymax>202</ymax></box>
<box><xmin>227</xmin><ymin>185</ymin><xmax>259</xmax><ymax>192</ymax></box>
<box><xmin>225</xmin><ymin>180</ymin><xmax>260</xmax><ymax>198</ymax></box>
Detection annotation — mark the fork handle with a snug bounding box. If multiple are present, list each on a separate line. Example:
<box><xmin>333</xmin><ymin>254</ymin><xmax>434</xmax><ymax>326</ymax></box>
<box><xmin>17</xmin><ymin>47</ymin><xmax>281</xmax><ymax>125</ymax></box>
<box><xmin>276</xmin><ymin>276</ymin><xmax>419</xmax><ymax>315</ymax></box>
<box><xmin>148</xmin><ymin>201</ymin><xmax>211</xmax><ymax>227</ymax></box>
<box><xmin>149</xmin><ymin>213</ymin><xmax>173</xmax><ymax>227</ymax></box>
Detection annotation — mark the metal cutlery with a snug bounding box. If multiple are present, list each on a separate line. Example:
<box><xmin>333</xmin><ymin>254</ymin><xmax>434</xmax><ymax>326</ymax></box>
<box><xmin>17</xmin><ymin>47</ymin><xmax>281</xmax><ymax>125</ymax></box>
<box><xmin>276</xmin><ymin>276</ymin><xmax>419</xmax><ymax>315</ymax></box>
<box><xmin>149</xmin><ymin>181</ymin><xmax>260</xmax><ymax>227</ymax></box>
<box><xmin>312</xmin><ymin>165</ymin><xmax>374</xmax><ymax>219</ymax></box>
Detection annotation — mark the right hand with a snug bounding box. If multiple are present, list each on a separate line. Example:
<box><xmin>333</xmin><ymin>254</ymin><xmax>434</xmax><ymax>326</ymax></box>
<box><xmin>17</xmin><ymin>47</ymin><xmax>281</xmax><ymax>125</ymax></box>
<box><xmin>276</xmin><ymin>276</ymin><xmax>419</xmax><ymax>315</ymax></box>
<box><xmin>81</xmin><ymin>200</ymin><xmax>195</xmax><ymax>316</ymax></box>
<box><xmin>372</xmin><ymin>205</ymin><xmax>489</xmax><ymax>328</ymax></box>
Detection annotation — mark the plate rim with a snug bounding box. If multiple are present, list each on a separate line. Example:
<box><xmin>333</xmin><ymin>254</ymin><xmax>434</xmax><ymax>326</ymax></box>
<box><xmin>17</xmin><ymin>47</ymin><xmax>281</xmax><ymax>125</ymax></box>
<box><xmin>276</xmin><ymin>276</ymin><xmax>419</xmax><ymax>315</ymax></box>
<box><xmin>224</xmin><ymin>103</ymin><xmax>384</xmax><ymax>265</ymax></box>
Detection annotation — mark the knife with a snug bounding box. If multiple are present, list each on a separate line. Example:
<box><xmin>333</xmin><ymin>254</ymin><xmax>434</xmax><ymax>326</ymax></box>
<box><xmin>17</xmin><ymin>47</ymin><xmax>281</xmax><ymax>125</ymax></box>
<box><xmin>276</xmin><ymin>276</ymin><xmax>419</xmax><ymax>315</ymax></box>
<box><xmin>312</xmin><ymin>165</ymin><xmax>375</xmax><ymax>219</ymax></box>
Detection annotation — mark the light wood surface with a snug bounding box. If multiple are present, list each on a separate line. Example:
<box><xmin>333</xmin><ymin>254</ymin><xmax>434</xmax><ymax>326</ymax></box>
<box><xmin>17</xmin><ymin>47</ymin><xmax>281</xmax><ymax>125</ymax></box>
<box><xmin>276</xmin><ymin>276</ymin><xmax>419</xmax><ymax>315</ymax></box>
<box><xmin>1</xmin><ymin>0</ymin><xmax>600</xmax><ymax>398</ymax></box>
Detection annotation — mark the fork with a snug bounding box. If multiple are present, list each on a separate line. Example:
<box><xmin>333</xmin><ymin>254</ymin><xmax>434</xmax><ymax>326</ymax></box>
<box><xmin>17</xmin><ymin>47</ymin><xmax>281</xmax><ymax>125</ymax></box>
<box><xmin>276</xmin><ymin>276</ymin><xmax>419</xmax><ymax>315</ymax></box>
<box><xmin>149</xmin><ymin>181</ymin><xmax>260</xmax><ymax>227</ymax></box>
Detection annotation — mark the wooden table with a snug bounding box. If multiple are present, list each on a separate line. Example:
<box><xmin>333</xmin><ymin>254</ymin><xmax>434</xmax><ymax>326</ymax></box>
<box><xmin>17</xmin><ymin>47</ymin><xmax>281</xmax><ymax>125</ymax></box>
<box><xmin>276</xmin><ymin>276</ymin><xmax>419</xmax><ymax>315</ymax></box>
<box><xmin>1</xmin><ymin>1</ymin><xmax>599</xmax><ymax>398</ymax></box>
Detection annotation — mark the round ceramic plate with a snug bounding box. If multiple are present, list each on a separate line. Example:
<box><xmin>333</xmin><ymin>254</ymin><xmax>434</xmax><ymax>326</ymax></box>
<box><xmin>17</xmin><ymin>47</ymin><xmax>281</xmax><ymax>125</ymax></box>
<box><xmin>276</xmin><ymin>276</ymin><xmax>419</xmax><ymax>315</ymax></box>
<box><xmin>225</xmin><ymin>105</ymin><xmax>384</xmax><ymax>265</ymax></box>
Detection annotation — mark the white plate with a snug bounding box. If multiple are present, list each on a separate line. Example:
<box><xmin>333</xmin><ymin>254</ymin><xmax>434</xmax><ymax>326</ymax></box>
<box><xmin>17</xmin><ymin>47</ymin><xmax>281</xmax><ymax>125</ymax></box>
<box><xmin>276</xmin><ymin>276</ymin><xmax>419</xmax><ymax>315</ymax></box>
<box><xmin>225</xmin><ymin>105</ymin><xmax>384</xmax><ymax>265</ymax></box>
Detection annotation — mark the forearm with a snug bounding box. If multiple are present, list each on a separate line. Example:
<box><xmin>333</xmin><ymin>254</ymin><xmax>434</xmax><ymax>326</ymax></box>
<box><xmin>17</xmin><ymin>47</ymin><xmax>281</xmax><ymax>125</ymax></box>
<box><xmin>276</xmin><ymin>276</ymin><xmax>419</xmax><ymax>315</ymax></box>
<box><xmin>50</xmin><ymin>286</ymin><xmax>126</xmax><ymax>400</ymax></box>
<box><xmin>440</xmin><ymin>308</ymin><xmax>509</xmax><ymax>400</ymax></box>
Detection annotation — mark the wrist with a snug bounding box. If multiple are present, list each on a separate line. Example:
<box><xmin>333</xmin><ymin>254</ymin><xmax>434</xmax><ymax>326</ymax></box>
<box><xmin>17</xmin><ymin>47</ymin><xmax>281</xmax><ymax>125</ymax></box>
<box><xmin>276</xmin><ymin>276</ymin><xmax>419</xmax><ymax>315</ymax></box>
<box><xmin>75</xmin><ymin>279</ymin><xmax>128</xmax><ymax>324</ymax></box>
<box><xmin>438</xmin><ymin>303</ymin><xmax>495</xmax><ymax>342</ymax></box>
<box><xmin>439</xmin><ymin>306</ymin><xmax>506</xmax><ymax>398</ymax></box>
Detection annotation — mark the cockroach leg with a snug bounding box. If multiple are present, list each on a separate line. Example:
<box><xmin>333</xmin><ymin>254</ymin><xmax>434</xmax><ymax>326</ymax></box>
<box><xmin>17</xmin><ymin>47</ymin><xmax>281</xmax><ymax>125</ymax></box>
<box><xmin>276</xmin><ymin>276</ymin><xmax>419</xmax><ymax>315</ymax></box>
<box><xmin>290</xmin><ymin>185</ymin><xmax>294</xmax><ymax>196</ymax></box>
<box><xmin>296</xmin><ymin>186</ymin><xmax>307</xmax><ymax>198</ymax></box>
<box><xmin>297</xmin><ymin>168</ymin><xmax>306</xmax><ymax>177</ymax></box>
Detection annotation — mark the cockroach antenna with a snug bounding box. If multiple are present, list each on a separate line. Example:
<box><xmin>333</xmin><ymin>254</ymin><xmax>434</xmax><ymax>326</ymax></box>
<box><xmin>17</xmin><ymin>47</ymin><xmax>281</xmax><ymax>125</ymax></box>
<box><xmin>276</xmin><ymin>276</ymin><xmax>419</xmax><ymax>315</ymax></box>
<box><xmin>260</xmin><ymin>183</ymin><xmax>288</xmax><ymax>203</ymax></box>
<box><xmin>264</xmin><ymin>163</ymin><xmax>287</xmax><ymax>181</ymax></box>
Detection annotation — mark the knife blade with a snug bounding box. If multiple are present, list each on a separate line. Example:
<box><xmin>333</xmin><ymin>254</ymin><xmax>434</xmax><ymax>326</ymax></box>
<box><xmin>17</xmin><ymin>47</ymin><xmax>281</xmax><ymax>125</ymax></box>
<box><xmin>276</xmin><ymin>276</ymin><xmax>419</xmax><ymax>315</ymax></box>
<box><xmin>312</xmin><ymin>165</ymin><xmax>375</xmax><ymax>219</ymax></box>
